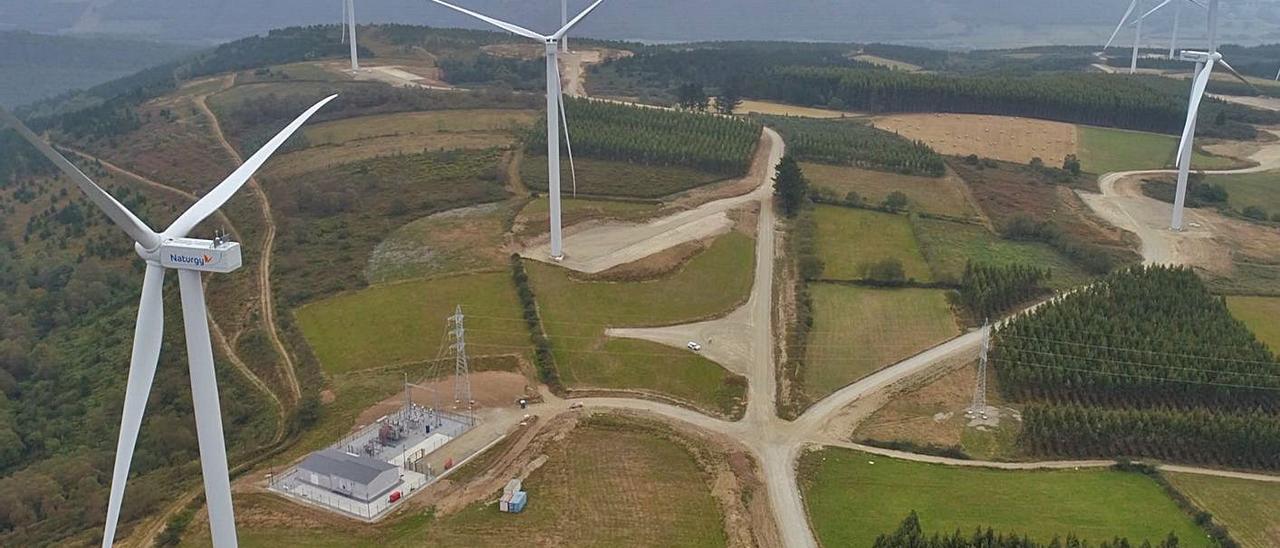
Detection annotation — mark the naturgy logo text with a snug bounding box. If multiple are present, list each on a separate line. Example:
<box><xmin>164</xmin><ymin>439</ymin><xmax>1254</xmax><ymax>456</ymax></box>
<box><xmin>169</xmin><ymin>254</ymin><xmax>216</xmax><ymax>267</ymax></box>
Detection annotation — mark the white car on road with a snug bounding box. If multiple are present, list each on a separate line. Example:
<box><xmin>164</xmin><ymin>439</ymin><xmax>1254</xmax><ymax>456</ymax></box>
<box><xmin>687</xmin><ymin>341</ymin><xmax>702</xmax><ymax>352</ymax></box>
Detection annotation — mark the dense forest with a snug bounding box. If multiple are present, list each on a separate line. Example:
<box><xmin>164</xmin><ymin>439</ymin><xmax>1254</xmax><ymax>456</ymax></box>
<box><xmin>0</xmin><ymin>31</ymin><xmax>195</xmax><ymax>108</ymax></box>
<box><xmin>590</xmin><ymin>43</ymin><xmax>1279</xmax><ymax>137</ymax></box>
<box><xmin>874</xmin><ymin>512</ymin><xmax>1181</xmax><ymax>548</ymax></box>
<box><xmin>528</xmin><ymin>97</ymin><xmax>762</xmax><ymax>176</ymax></box>
<box><xmin>957</xmin><ymin>262</ymin><xmax>1051</xmax><ymax>320</ymax></box>
<box><xmin>993</xmin><ymin>266</ymin><xmax>1280</xmax><ymax>468</ymax></box>
<box><xmin>755</xmin><ymin>115</ymin><xmax>945</xmax><ymax>176</ymax></box>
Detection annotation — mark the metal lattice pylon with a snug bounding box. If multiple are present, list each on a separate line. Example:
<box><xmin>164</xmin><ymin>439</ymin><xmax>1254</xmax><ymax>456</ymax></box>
<box><xmin>449</xmin><ymin>305</ymin><xmax>474</xmax><ymax>424</ymax></box>
<box><xmin>967</xmin><ymin>320</ymin><xmax>991</xmax><ymax>419</ymax></box>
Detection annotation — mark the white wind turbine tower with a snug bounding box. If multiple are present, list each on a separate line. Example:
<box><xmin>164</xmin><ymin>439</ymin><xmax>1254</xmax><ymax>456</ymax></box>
<box><xmin>430</xmin><ymin>0</ymin><xmax>605</xmax><ymax>260</ymax></box>
<box><xmin>0</xmin><ymin>94</ymin><xmax>336</xmax><ymax>548</ymax></box>
<box><xmin>1168</xmin><ymin>0</ymin><xmax>1256</xmax><ymax>231</ymax></box>
<box><xmin>1132</xmin><ymin>0</ymin><xmax>1207</xmax><ymax>59</ymax></box>
<box><xmin>344</xmin><ymin>0</ymin><xmax>360</xmax><ymax>71</ymax></box>
<box><xmin>1104</xmin><ymin>0</ymin><xmax>1148</xmax><ymax>74</ymax></box>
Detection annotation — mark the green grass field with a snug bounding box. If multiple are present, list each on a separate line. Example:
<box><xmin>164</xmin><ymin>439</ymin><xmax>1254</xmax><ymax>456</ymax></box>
<box><xmin>801</xmin><ymin>447</ymin><xmax>1210</xmax><ymax>548</ymax></box>
<box><xmin>186</xmin><ymin>417</ymin><xmax>728</xmax><ymax>548</ymax></box>
<box><xmin>1077</xmin><ymin>125</ymin><xmax>1242</xmax><ymax>174</ymax></box>
<box><xmin>521</xmin><ymin>155</ymin><xmax>727</xmax><ymax>199</ymax></box>
<box><xmin>911</xmin><ymin>216</ymin><xmax>1092</xmax><ymax>289</ymax></box>
<box><xmin>366</xmin><ymin>202</ymin><xmax>513</xmax><ymax>284</ymax></box>
<box><xmin>802</xmin><ymin>162</ymin><xmax>977</xmax><ymax>218</ymax></box>
<box><xmin>813</xmin><ymin>205</ymin><xmax>932</xmax><ymax>281</ymax></box>
<box><xmin>803</xmin><ymin>284</ymin><xmax>958</xmax><ymax>399</ymax></box>
<box><xmin>1227</xmin><ymin>296</ymin><xmax>1280</xmax><ymax>355</ymax></box>
<box><xmin>527</xmin><ymin>232</ymin><xmax>755</xmax><ymax>416</ymax></box>
<box><xmin>1207</xmin><ymin>170</ymin><xmax>1280</xmax><ymax>219</ymax></box>
<box><xmin>295</xmin><ymin>272</ymin><xmax>529</xmax><ymax>374</ymax></box>
<box><xmin>1165</xmin><ymin>472</ymin><xmax>1280</xmax><ymax>548</ymax></box>
<box><xmin>304</xmin><ymin>109</ymin><xmax>534</xmax><ymax>147</ymax></box>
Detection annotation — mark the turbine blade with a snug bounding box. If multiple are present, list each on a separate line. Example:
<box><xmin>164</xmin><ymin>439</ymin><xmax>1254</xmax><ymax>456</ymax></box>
<box><xmin>1218</xmin><ymin>58</ymin><xmax>1259</xmax><ymax>93</ymax></box>
<box><xmin>0</xmin><ymin>108</ymin><xmax>160</xmax><ymax>249</ymax></box>
<box><xmin>1176</xmin><ymin>60</ymin><xmax>1216</xmax><ymax>169</ymax></box>
<box><xmin>164</xmin><ymin>94</ymin><xmax>337</xmax><ymax>238</ymax></box>
<box><xmin>1105</xmin><ymin>0</ymin><xmax>1140</xmax><ymax>49</ymax></box>
<box><xmin>427</xmin><ymin>0</ymin><xmax>546</xmax><ymax>40</ymax></box>
<box><xmin>101</xmin><ymin>264</ymin><xmax>165</xmax><ymax>548</ymax></box>
<box><xmin>554</xmin><ymin>0</ymin><xmax>606</xmax><ymax>40</ymax></box>
<box><xmin>1140</xmin><ymin>0</ymin><xmax>1174</xmax><ymax>20</ymax></box>
<box><xmin>555</xmin><ymin>66</ymin><xmax>578</xmax><ymax>197</ymax></box>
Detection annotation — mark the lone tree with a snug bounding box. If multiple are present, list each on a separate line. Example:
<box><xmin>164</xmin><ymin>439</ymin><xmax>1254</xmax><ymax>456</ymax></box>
<box><xmin>773</xmin><ymin>155</ymin><xmax>808</xmax><ymax>218</ymax></box>
<box><xmin>715</xmin><ymin>78</ymin><xmax>744</xmax><ymax>115</ymax></box>
<box><xmin>675</xmin><ymin>82</ymin><xmax>709</xmax><ymax>111</ymax></box>
<box><xmin>1062</xmin><ymin>154</ymin><xmax>1082</xmax><ymax>175</ymax></box>
<box><xmin>883</xmin><ymin>191</ymin><xmax>909</xmax><ymax>212</ymax></box>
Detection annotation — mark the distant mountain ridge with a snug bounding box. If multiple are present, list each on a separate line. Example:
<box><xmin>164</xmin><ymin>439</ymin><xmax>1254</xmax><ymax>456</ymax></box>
<box><xmin>0</xmin><ymin>30</ymin><xmax>194</xmax><ymax>107</ymax></box>
<box><xmin>3</xmin><ymin>0</ymin><xmax>1279</xmax><ymax>48</ymax></box>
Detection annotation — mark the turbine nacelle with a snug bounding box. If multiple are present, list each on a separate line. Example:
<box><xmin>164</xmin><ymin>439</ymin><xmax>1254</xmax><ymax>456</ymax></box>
<box><xmin>1178</xmin><ymin>50</ymin><xmax>1217</xmax><ymax>63</ymax></box>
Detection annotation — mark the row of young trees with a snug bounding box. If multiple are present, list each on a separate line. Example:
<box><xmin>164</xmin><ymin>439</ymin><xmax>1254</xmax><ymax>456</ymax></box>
<box><xmin>747</xmin><ymin>67</ymin><xmax>1193</xmax><ymax>134</ymax></box>
<box><xmin>528</xmin><ymin>97</ymin><xmax>762</xmax><ymax>176</ymax></box>
<box><xmin>994</xmin><ymin>266</ymin><xmax>1280</xmax><ymax>468</ymax></box>
<box><xmin>957</xmin><ymin>261</ymin><xmax>1050</xmax><ymax>320</ymax></box>
<box><xmin>994</xmin><ymin>266</ymin><xmax>1280</xmax><ymax>410</ymax></box>
<box><xmin>874</xmin><ymin>512</ymin><xmax>1181</xmax><ymax>548</ymax></box>
<box><xmin>758</xmin><ymin>115</ymin><xmax>945</xmax><ymax>176</ymax></box>
<box><xmin>1022</xmin><ymin>404</ymin><xmax>1280</xmax><ymax>469</ymax></box>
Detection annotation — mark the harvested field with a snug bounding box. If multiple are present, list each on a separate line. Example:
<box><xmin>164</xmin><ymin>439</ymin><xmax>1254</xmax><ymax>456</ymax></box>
<box><xmin>852</xmin><ymin>54</ymin><xmax>923</xmax><ymax>72</ymax></box>
<box><xmin>801</xmin><ymin>447</ymin><xmax>1209</xmax><ymax>548</ymax></box>
<box><xmin>802</xmin><ymin>162</ymin><xmax>977</xmax><ymax>218</ymax></box>
<box><xmin>1165</xmin><ymin>472</ymin><xmax>1280</xmax><ymax>548</ymax></box>
<box><xmin>734</xmin><ymin>99</ymin><xmax>862</xmax><ymax>119</ymax></box>
<box><xmin>872</xmin><ymin>113</ymin><xmax>1078</xmax><ymax>165</ymax></box>
<box><xmin>813</xmin><ymin>205</ymin><xmax>932</xmax><ymax>281</ymax></box>
<box><xmin>802</xmin><ymin>284</ymin><xmax>959</xmax><ymax>400</ymax></box>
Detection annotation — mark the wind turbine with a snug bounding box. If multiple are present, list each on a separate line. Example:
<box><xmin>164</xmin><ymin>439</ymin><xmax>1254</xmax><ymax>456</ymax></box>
<box><xmin>1168</xmin><ymin>0</ymin><xmax>1255</xmax><ymax>230</ymax></box>
<box><xmin>560</xmin><ymin>0</ymin><xmax>570</xmax><ymax>52</ymax></box>
<box><xmin>1132</xmin><ymin>0</ymin><xmax>1207</xmax><ymax>59</ymax></box>
<box><xmin>1104</xmin><ymin>0</ymin><xmax>1147</xmax><ymax>74</ymax></box>
<box><xmin>345</xmin><ymin>0</ymin><xmax>360</xmax><ymax>71</ymax></box>
<box><xmin>0</xmin><ymin>94</ymin><xmax>337</xmax><ymax>548</ymax></box>
<box><xmin>429</xmin><ymin>0</ymin><xmax>604</xmax><ymax>260</ymax></box>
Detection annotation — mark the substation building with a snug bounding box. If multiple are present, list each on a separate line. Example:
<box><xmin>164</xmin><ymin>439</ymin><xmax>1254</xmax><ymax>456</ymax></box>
<box><xmin>297</xmin><ymin>448</ymin><xmax>401</xmax><ymax>502</ymax></box>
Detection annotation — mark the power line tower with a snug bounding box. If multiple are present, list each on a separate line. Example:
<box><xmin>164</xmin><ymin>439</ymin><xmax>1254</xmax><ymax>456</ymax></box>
<box><xmin>448</xmin><ymin>305</ymin><xmax>474</xmax><ymax>425</ymax></box>
<box><xmin>966</xmin><ymin>320</ymin><xmax>991</xmax><ymax>420</ymax></box>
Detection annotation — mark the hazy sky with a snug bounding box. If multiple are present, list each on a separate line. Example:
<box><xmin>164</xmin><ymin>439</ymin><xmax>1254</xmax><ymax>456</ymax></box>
<box><xmin>2</xmin><ymin>0</ymin><xmax>1279</xmax><ymax>48</ymax></box>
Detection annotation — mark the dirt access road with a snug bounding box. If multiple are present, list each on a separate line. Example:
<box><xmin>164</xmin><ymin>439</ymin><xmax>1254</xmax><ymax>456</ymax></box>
<box><xmin>1079</xmin><ymin>127</ymin><xmax>1280</xmax><ymax>266</ymax></box>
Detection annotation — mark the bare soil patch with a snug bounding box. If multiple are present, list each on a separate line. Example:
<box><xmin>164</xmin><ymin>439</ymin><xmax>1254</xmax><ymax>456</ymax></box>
<box><xmin>352</xmin><ymin>371</ymin><xmax>534</xmax><ymax>432</ymax></box>
<box><xmin>873</xmin><ymin>113</ymin><xmax>1078</xmax><ymax>165</ymax></box>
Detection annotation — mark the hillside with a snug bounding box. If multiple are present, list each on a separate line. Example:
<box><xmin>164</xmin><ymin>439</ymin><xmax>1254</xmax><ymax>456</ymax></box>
<box><xmin>0</xmin><ymin>31</ymin><xmax>194</xmax><ymax>107</ymax></box>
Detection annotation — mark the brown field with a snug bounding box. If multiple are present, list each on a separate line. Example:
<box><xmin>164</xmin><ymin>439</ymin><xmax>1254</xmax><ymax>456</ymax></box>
<box><xmin>873</xmin><ymin>113</ymin><xmax>1079</xmax><ymax>165</ymax></box>
<box><xmin>366</xmin><ymin>202</ymin><xmax>514</xmax><ymax>284</ymax></box>
<box><xmin>1165</xmin><ymin>472</ymin><xmax>1280</xmax><ymax>548</ymax></box>
<box><xmin>265</xmin><ymin>110</ymin><xmax>534</xmax><ymax>178</ymax></box>
<box><xmin>952</xmin><ymin>160</ymin><xmax>1135</xmax><ymax>255</ymax></box>
<box><xmin>734</xmin><ymin>99</ymin><xmax>863</xmax><ymax>119</ymax></box>
<box><xmin>802</xmin><ymin>162</ymin><xmax>978</xmax><ymax>218</ymax></box>
<box><xmin>852</xmin><ymin>54</ymin><xmax>923</xmax><ymax>72</ymax></box>
<box><xmin>853</xmin><ymin>360</ymin><xmax>1023</xmax><ymax>460</ymax></box>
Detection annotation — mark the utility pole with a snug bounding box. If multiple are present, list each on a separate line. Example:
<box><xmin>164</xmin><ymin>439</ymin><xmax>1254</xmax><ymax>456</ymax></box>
<box><xmin>449</xmin><ymin>305</ymin><xmax>474</xmax><ymax>425</ymax></box>
<box><xmin>966</xmin><ymin>320</ymin><xmax>991</xmax><ymax>420</ymax></box>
